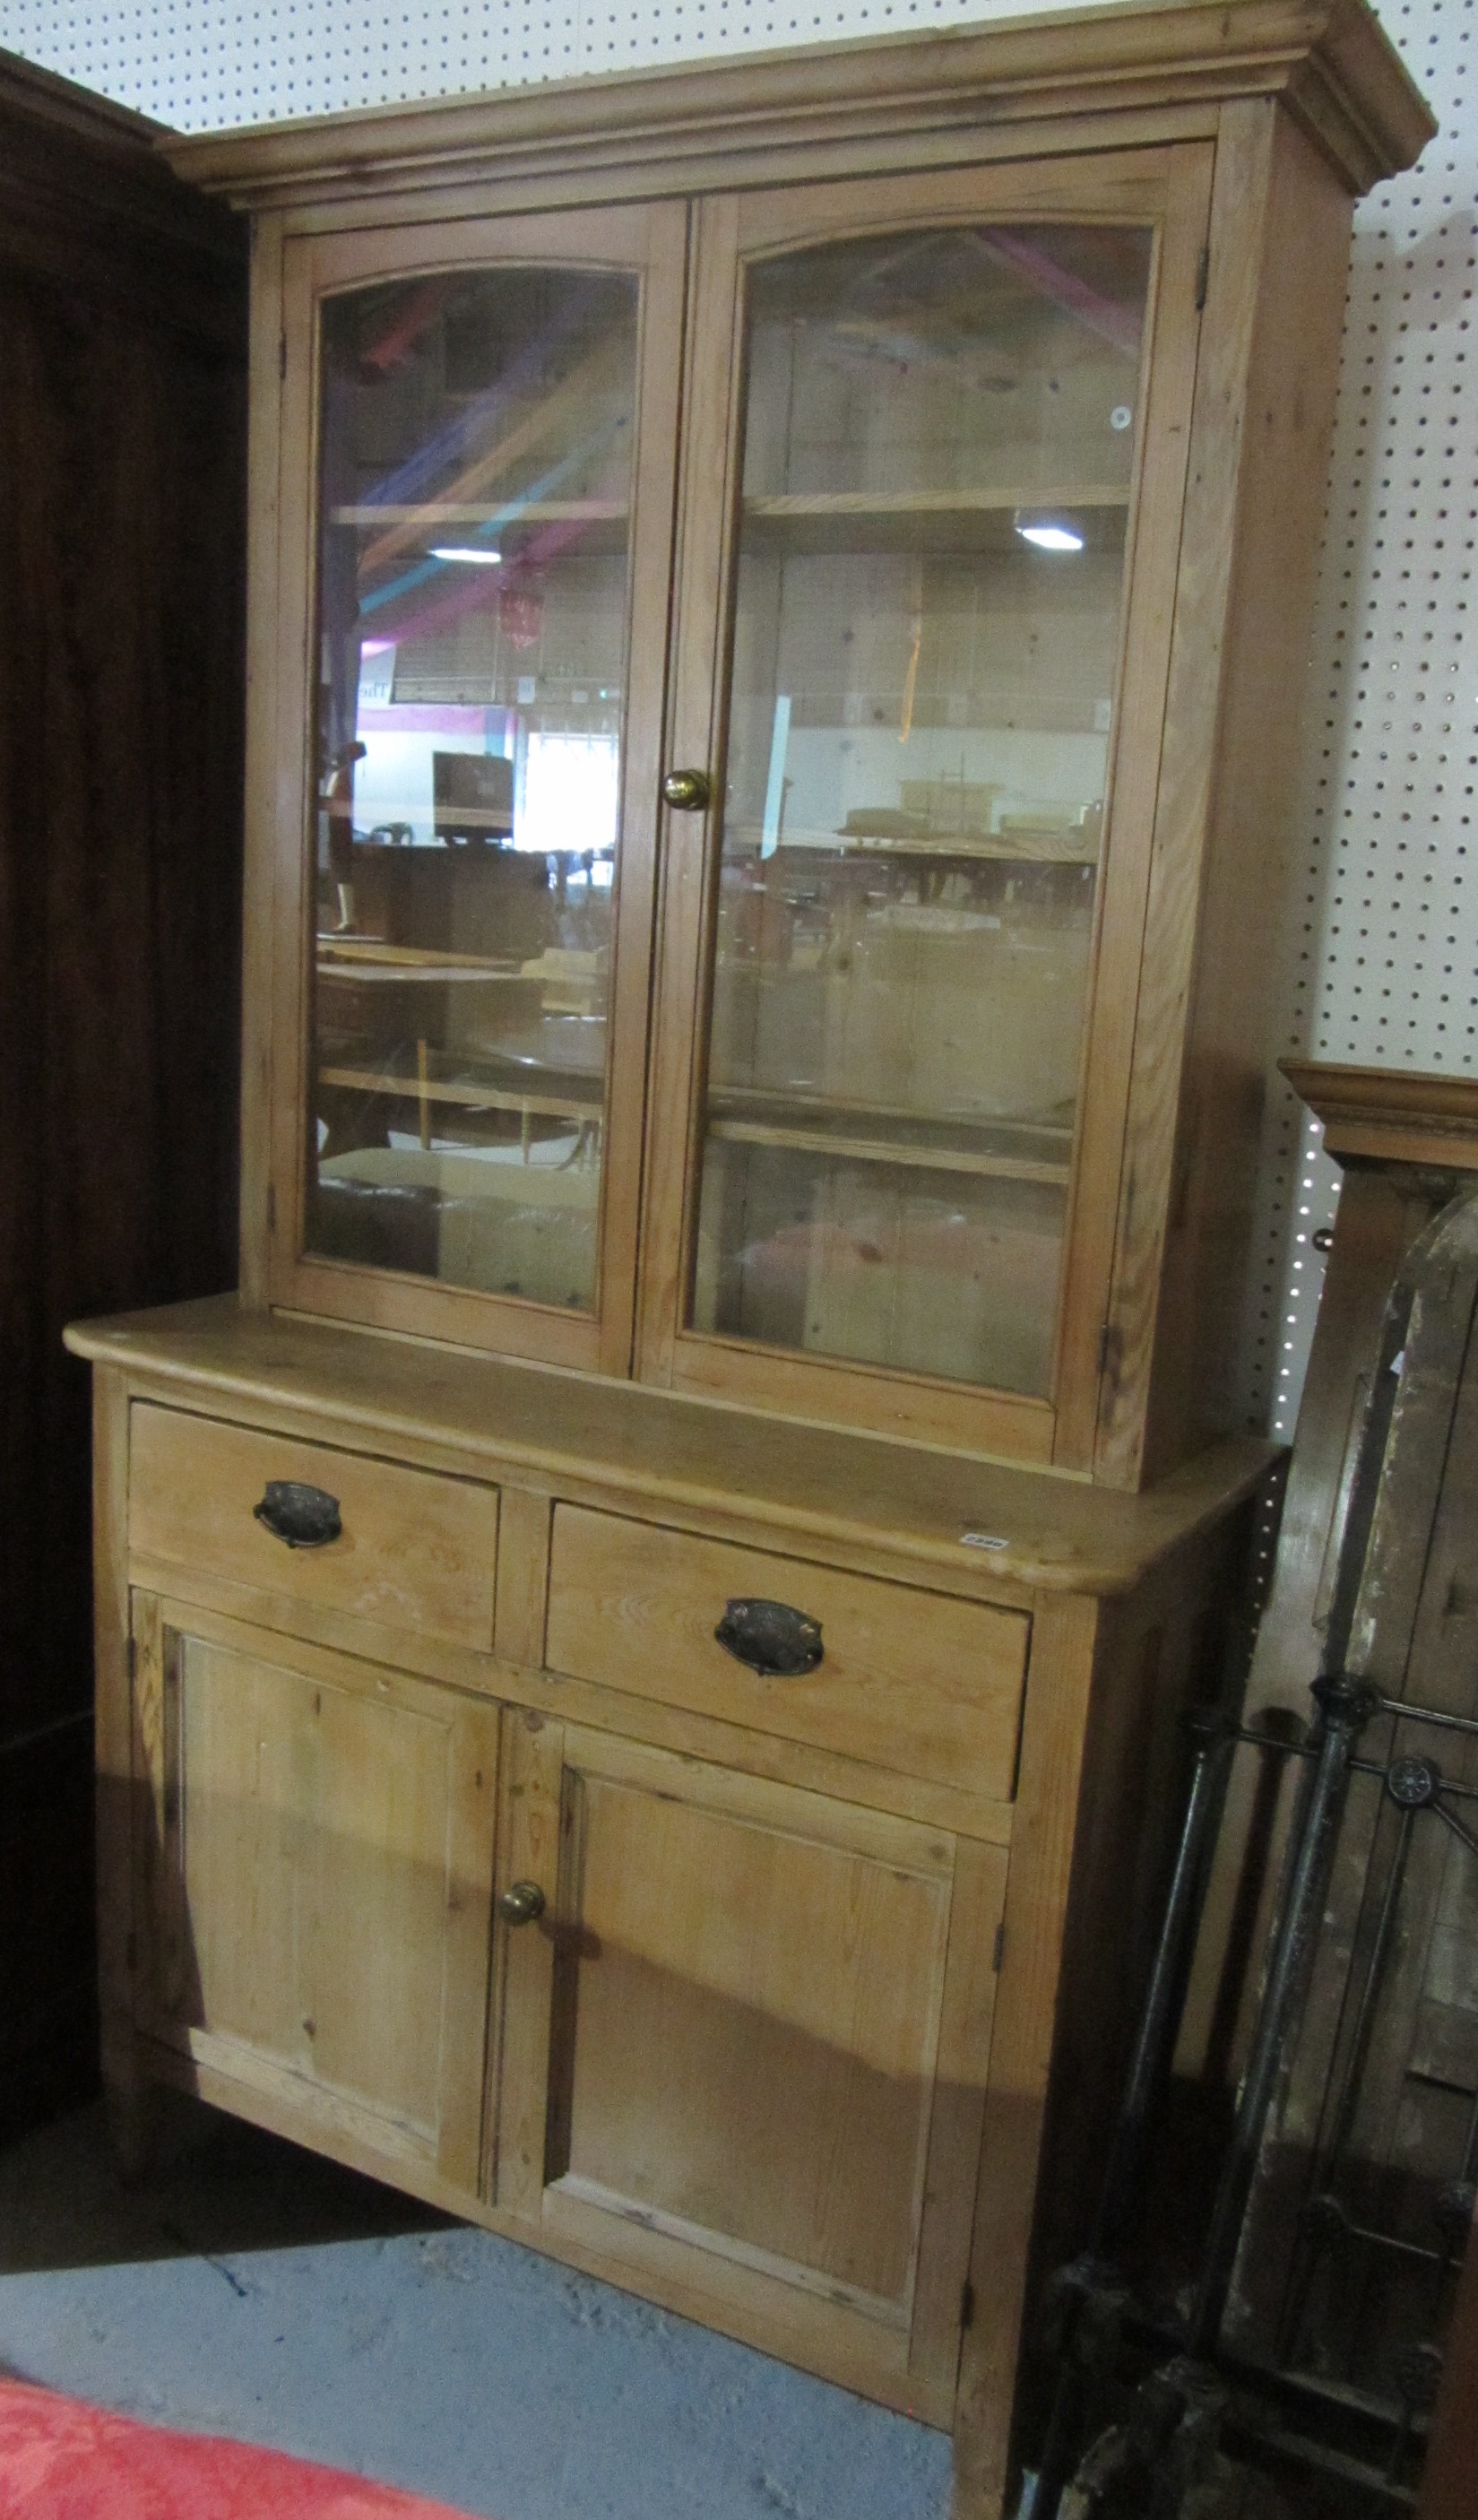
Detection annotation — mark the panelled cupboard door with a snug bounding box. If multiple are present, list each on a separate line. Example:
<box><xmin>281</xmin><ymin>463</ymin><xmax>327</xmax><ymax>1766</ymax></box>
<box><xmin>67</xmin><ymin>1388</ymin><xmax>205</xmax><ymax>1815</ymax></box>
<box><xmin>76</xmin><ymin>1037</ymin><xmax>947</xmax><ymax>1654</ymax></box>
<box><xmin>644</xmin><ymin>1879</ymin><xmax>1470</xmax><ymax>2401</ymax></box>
<box><xmin>264</xmin><ymin>202</ymin><xmax>687</xmax><ymax>1376</ymax></box>
<box><xmin>129</xmin><ymin>1596</ymin><xmax>499</xmax><ymax>2195</ymax></box>
<box><xmin>638</xmin><ymin>145</ymin><xmax>1214</xmax><ymax>1470</ymax></box>
<box><xmin>487</xmin><ymin>1712</ymin><xmax>1008</xmax><ymax>2416</ymax></box>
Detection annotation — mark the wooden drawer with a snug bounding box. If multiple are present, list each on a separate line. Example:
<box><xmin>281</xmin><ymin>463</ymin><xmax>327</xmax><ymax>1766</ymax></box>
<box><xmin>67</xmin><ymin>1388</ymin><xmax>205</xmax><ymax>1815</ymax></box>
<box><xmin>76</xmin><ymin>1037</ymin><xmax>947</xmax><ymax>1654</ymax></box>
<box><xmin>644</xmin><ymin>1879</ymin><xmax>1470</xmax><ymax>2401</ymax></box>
<box><xmin>128</xmin><ymin>1404</ymin><xmax>499</xmax><ymax>1650</ymax></box>
<box><xmin>545</xmin><ymin>1505</ymin><xmax>1026</xmax><ymax>1798</ymax></box>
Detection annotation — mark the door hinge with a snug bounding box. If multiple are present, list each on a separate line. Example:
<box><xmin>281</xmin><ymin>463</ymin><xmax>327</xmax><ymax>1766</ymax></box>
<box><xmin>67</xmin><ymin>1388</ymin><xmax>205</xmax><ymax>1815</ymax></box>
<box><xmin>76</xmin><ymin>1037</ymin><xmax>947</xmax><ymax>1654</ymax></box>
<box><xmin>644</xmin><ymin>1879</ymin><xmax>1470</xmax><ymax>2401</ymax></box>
<box><xmin>1195</xmin><ymin>245</ymin><xmax>1210</xmax><ymax>311</ymax></box>
<box><xmin>279</xmin><ymin>332</ymin><xmax>288</xmax><ymax>381</ymax></box>
<box><xmin>992</xmin><ymin>1919</ymin><xmax>1006</xmax><ymax>1973</ymax></box>
<box><xmin>126</xmin><ymin>1634</ymin><xmax>136</xmax><ymax>1684</ymax></box>
<box><xmin>960</xmin><ymin>2279</ymin><xmax>976</xmax><ymax>2332</ymax></box>
<box><xmin>1097</xmin><ymin>1321</ymin><xmax>1115</xmax><ymax>1380</ymax></box>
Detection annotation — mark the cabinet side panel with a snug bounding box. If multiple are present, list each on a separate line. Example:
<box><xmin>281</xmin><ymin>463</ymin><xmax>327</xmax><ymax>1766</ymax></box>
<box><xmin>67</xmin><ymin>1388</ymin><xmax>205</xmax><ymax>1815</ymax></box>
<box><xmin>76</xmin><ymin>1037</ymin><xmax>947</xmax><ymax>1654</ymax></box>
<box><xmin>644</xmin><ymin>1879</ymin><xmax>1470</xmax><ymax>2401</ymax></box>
<box><xmin>1100</xmin><ymin>104</ymin><xmax>1354</xmax><ymax>1483</ymax></box>
<box><xmin>1147</xmin><ymin>113</ymin><xmax>1353</xmax><ymax>1481</ymax></box>
<box><xmin>92</xmin><ymin>1369</ymin><xmax>136</xmax><ymax>2101</ymax></box>
<box><xmin>954</xmin><ymin>1588</ymin><xmax>1100</xmax><ymax>2516</ymax></box>
<box><xmin>240</xmin><ymin>212</ymin><xmax>286</xmax><ymax>1306</ymax></box>
<box><xmin>1093</xmin><ymin>100</ymin><xmax>1273</xmax><ymax>1486</ymax></box>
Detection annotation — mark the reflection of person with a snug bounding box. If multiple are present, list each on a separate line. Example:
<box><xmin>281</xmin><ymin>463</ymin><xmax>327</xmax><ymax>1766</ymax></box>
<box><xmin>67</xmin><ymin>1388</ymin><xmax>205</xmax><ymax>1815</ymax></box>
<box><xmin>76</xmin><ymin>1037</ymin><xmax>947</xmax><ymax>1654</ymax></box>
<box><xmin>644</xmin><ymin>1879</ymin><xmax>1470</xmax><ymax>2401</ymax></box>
<box><xmin>324</xmin><ymin>740</ymin><xmax>367</xmax><ymax>931</ymax></box>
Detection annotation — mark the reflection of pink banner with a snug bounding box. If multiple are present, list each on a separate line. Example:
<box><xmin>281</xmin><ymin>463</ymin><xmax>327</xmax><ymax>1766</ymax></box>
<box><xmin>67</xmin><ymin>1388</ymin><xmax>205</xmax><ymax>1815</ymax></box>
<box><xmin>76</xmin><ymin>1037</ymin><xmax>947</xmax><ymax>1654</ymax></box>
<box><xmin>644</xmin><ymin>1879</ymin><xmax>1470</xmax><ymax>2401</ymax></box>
<box><xmin>977</xmin><ymin>229</ymin><xmax>1144</xmax><ymax>353</ymax></box>
<box><xmin>357</xmin><ymin>706</ymin><xmax>491</xmax><ymax>734</ymax></box>
<box><xmin>367</xmin><ymin>509</ymin><xmax>597</xmax><ymax>649</ymax></box>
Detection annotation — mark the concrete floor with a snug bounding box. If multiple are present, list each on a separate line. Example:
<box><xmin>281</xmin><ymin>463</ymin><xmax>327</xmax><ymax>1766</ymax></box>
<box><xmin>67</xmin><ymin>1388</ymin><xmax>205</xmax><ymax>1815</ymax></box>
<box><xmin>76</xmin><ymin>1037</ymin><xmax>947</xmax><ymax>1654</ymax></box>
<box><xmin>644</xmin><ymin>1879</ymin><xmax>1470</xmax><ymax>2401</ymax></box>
<box><xmin>0</xmin><ymin>2100</ymin><xmax>953</xmax><ymax>2520</ymax></box>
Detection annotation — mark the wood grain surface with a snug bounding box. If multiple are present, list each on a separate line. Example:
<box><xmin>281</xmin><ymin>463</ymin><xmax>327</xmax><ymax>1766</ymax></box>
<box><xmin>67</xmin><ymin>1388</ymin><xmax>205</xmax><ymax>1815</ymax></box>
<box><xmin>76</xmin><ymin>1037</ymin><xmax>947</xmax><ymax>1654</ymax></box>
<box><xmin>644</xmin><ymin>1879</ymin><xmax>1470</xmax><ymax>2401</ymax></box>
<box><xmin>129</xmin><ymin>1402</ymin><xmax>500</xmax><ymax>1650</ymax></box>
<box><xmin>161</xmin><ymin>1</ymin><xmax>1433</xmax><ymax>214</ymax></box>
<box><xmin>67</xmin><ymin>1296</ymin><xmax>1275</xmax><ymax>1600</ymax></box>
<box><xmin>0</xmin><ymin>59</ymin><xmax>246</xmax><ymax>2133</ymax></box>
<box><xmin>546</xmin><ymin>1502</ymin><xmax>1027</xmax><ymax>1794</ymax></box>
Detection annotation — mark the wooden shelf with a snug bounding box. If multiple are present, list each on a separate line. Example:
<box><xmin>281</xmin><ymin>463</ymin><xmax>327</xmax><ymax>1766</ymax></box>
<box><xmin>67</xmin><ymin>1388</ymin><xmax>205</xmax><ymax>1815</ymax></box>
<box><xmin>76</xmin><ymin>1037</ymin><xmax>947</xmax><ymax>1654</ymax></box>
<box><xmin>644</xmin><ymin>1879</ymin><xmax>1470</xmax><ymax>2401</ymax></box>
<box><xmin>724</xmin><ymin>821</ymin><xmax>1100</xmax><ymax>864</ymax></box>
<box><xmin>740</xmin><ymin>486</ymin><xmax>1130</xmax><ymax>559</ymax></box>
<box><xmin>317</xmin><ymin>940</ymin><xmax>523</xmax><ymax>973</ymax></box>
<box><xmin>743</xmin><ymin>487</ymin><xmax>1131</xmax><ymax>517</ymax></box>
<box><xmin>320</xmin><ymin>1062</ymin><xmax>602</xmax><ymax>1126</ymax></box>
<box><xmin>706</xmin><ymin>1089</ymin><xmax>1072</xmax><ymax>1184</ymax></box>
<box><xmin>713</xmin><ymin>1080</ymin><xmax>1071</xmax><ymax>1138</ymax></box>
<box><xmin>318</xmin><ymin>949</ymin><xmax>526</xmax><ymax>985</ymax></box>
<box><xmin>333</xmin><ymin>498</ymin><xmax>627</xmax><ymax>525</ymax></box>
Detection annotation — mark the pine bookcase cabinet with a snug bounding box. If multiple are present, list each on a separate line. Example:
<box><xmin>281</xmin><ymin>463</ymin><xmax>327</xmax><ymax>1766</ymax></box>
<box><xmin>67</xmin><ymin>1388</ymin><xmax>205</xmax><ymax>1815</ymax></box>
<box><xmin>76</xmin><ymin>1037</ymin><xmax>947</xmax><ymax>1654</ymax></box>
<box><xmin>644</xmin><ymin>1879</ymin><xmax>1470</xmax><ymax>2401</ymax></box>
<box><xmin>67</xmin><ymin>6</ymin><xmax>1430</xmax><ymax>2510</ymax></box>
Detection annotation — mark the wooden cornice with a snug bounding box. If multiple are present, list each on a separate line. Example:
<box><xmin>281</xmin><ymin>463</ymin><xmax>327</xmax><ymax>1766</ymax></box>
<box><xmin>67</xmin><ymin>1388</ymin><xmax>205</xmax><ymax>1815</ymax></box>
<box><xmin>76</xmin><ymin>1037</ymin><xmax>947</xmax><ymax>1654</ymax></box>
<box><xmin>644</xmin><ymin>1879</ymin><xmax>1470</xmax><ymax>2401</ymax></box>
<box><xmin>1284</xmin><ymin>1060</ymin><xmax>1478</xmax><ymax>1172</ymax></box>
<box><xmin>0</xmin><ymin>48</ymin><xmax>163</xmax><ymax>153</ymax></box>
<box><xmin>160</xmin><ymin>0</ymin><xmax>1433</xmax><ymax>214</ymax></box>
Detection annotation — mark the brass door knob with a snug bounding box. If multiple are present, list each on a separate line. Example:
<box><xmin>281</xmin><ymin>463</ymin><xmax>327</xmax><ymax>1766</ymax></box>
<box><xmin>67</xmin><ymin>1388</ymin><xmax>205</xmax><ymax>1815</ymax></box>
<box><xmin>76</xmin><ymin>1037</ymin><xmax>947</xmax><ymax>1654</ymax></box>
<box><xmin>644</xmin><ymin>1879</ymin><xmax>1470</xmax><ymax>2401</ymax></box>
<box><xmin>661</xmin><ymin>768</ymin><xmax>711</xmax><ymax>811</ymax></box>
<box><xmin>498</xmin><ymin>1880</ymin><xmax>546</xmax><ymax>1926</ymax></box>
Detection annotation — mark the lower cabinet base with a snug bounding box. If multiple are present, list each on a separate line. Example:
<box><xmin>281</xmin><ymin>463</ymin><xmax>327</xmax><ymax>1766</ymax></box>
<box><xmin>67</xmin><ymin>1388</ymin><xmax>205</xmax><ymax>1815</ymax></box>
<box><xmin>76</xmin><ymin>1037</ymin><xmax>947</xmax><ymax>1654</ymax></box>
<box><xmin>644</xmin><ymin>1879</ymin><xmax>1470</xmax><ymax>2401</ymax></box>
<box><xmin>72</xmin><ymin>1318</ymin><xmax>1272</xmax><ymax>2520</ymax></box>
<box><xmin>108</xmin><ymin>2037</ymin><xmax>969</xmax><ymax>2441</ymax></box>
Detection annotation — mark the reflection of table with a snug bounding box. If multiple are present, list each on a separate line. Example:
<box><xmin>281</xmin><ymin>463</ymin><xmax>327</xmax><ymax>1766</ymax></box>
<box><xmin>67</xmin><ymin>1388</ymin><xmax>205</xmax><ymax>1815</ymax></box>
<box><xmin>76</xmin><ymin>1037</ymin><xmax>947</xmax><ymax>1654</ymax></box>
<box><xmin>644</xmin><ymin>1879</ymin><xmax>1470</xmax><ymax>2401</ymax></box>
<box><xmin>316</xmin><ymin>947</ymin><xmax>539</xmax><ymax>1045</ymax></box>
<box><xmin>316</xmin><ymin>940</ymin><xmax>523</xmax><ymax>969</ymax></box>
<box><xmin>315</xmin><ymin>1141</ymin><xmax>601</xmax><ymax>1305</ymax></box>
<box><xmin>316</xmin><ymin>942</ymin><xmax>555</xmax><ymax>1149</ymax></box>
<box><xmin>319</xmin><ymin>1065</ymin><xmax>601</xmax><ymax>1124</ymax></box>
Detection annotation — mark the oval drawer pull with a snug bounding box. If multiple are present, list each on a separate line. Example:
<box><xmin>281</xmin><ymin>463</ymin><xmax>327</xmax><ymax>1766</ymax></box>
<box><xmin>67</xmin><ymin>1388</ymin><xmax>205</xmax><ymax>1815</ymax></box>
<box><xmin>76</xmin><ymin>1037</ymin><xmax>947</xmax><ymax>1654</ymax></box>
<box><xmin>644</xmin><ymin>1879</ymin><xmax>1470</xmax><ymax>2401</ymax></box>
<box><xmin>253</xmin><ymin>1479</ymin><xmax>342</xmax><ymax>1550</ymax></box>
<box><xmin>714</xmin><ymin>1597</ymin><xmax>824</xmax><ymax>1677</ymax></box>
<box><xmin>498</xmin><ymin>1881</ymin><xmax>546</xmax><ymax>1926</ymax></box>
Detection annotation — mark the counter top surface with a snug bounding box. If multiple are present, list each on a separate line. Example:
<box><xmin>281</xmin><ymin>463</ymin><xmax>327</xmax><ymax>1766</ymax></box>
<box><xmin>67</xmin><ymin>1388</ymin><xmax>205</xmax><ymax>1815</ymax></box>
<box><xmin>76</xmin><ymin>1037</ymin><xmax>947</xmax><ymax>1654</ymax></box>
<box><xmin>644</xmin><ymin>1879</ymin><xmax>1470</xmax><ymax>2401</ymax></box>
<box><xmin>66</xmin><ymin>1295</ymin><xmax>1277</xmax><ymax>1598</ymax></box>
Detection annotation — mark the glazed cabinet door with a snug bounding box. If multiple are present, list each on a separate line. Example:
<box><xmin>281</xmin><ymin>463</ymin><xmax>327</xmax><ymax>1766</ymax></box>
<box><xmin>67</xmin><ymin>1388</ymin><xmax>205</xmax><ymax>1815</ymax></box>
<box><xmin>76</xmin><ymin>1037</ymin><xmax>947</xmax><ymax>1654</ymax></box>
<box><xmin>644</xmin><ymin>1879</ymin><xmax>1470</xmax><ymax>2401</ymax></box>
<box><xmin>639</xmin><ymin>145</ymin><xmax>1214</xmax><ymax>1469</ymax></box>
<box><xmin>258</xmin><ymin>202</ymin><xmax>686</xmax><ymax>1374</ymax></box>
<box><xmin>129</xmin><ymin>1595</ymin><xmax>499</xmax><ymax>2195</ymax></box>
<box><xmin>488</xmin><ymin>1710</ymin><xmax>1007</xmax><ymax>2418</ymax></box>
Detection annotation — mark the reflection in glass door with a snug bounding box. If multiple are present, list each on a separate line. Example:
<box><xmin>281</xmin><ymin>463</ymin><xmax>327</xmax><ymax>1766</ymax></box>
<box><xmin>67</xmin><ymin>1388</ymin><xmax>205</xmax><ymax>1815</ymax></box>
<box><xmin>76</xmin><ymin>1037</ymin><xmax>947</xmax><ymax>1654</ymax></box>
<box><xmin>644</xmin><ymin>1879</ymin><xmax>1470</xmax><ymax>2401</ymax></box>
<box><xmin>308</xmin><ymin>268</ymin><xmax>639</xmax><ymax>1313</ymax></box>
<box><xmin>691</xmin><ymin>224</ymin><xmax>1153</xmax><ymax>1398</ymax></box>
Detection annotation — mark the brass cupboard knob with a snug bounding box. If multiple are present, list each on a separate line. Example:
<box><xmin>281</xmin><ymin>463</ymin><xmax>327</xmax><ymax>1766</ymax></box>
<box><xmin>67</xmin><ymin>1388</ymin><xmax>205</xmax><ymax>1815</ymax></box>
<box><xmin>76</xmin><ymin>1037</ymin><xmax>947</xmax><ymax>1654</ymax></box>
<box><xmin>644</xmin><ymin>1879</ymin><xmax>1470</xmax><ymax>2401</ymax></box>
<box><xmin>661</xmin><ymin>768</ymin><xmax>711</xmax><ymax>811</ymax></box>
<box><xmin>498</xmin><ymin>1880</ymin><xmax>546</xmax><ymax>1926</ymax></box>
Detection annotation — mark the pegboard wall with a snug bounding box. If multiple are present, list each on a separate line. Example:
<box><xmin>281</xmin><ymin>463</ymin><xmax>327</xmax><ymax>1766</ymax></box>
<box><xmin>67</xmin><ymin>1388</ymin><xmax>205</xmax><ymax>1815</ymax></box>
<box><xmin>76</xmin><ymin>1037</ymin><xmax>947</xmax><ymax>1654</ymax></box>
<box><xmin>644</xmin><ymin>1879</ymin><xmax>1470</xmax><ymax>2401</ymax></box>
<box><xmin>1237</xmin><ymin>0</ymin><xmax>1475</xmax><ymax>1437</ymax></box>
<box><xmin>0</xmin><ymin>0</ymin><xmax>1074</xmax><ymax>126</ymax></box>
<box><xmin>0</xmin><ymin>0</ymin><xmax>1471</xmax><ymax>1440</ymax></box>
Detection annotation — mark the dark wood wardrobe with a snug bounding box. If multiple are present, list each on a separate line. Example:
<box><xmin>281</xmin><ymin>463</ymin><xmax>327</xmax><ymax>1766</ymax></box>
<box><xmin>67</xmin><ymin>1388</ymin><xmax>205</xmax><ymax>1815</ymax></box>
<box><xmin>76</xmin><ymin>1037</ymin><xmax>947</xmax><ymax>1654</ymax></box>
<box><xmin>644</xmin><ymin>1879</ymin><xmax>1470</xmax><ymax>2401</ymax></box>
<box><xmin>0</xmin><ymin>52</ymin><xmax>246</xmax><ymax>2133</ymax></box>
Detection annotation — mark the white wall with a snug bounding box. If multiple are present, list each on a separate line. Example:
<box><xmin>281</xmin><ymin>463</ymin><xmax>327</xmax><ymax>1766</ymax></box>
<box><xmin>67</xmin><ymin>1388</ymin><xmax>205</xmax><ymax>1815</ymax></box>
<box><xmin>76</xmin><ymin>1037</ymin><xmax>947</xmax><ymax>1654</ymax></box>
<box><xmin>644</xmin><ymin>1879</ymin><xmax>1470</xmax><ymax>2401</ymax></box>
<box><xmin>3</xmin><ymin>0</ymin><xmax>1471</xmax><ymax>1436</ymax></box>
<box><xmin>0</xmin><ymin>0</ymin><xmax>1098</xmax><ymax>129</ymax></box>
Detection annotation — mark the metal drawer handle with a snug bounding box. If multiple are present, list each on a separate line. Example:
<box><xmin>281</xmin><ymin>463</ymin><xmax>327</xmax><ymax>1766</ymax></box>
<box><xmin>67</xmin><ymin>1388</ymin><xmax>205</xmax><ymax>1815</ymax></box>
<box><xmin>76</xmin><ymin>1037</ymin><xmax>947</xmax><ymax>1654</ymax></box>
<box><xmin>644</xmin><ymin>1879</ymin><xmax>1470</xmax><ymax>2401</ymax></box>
<box><xmin>498</xmin><ymin>1881</ymin><xmax>546</xmax><ymax>1926</ymax></box>
<box><xmin>253</xmin><ymin>1479</ymin><xmax>342</xmax><ymax>1549</ymax></box>
<box><xmin>714</xmin><ymin>1597</ymin><xmax>824</xmax><ymax>1678</ymax></box>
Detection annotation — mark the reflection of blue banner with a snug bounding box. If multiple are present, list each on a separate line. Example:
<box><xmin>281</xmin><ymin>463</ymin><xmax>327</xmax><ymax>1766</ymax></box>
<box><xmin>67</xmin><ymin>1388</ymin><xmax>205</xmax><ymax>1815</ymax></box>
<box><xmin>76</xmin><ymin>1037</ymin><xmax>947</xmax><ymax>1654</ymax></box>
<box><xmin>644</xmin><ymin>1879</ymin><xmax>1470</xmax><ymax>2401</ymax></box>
<box><xmin>357</xmin><ymin>283</ymin><xmax>597</xmax><ymax>512</ymax></box>
<box><xmin>760</xmin><ymin>694</ymin><xmax>791</xmax><ymax>860</ymax></box>
<box><xmin>360</xmin><ymin>413</ymin><xmax>628</xmax><ymax>619</ymax></box>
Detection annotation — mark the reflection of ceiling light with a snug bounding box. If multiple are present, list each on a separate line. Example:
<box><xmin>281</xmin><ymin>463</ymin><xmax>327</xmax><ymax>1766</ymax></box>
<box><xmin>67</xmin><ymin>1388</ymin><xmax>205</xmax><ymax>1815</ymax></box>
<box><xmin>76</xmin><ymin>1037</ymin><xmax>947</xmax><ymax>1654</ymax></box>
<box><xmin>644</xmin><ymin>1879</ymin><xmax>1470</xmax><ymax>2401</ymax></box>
<box><xmin>429</xmin><ymin>546</ymin><xmax>502</xmax><ymax>564</ymax></box>
<box><xmin>1015</xmin><ymin>519</ymin><xmax>1085</xmax><ymax>553</ymax></box>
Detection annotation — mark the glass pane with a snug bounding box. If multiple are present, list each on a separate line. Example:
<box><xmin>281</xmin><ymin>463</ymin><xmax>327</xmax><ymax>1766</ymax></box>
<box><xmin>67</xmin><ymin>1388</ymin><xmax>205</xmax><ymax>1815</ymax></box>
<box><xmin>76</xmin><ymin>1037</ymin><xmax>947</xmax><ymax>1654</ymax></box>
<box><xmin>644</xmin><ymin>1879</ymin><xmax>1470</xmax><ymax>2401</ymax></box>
<box><xmin>307</xmin><ymin>267</ymin><xmax>639</xmax><ymax>1312</ymax></box>
<box><xmin>692</xmin><ymin>223</ymin><xmax>1153</xmax><ymax>1397</ymax></box>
